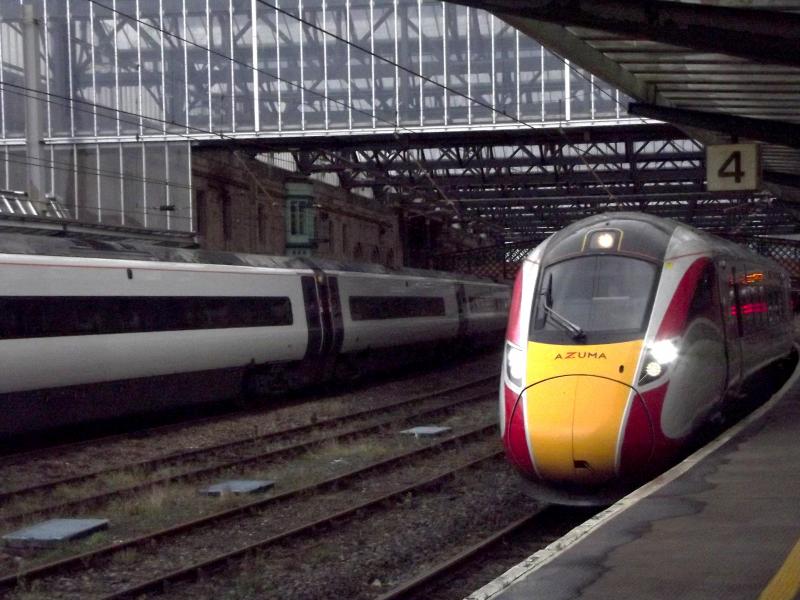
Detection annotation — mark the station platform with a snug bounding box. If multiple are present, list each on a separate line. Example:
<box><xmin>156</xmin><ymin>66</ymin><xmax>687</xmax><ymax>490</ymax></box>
<box><xmin>469</xmin><ymin>365</ymin><xmax>800</xmax><ymax>600</ymax></box>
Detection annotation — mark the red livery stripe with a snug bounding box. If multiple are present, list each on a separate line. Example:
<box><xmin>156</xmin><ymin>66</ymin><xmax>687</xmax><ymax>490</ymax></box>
<box><xmin>503</xmin><ymin>384</ymin><xmax>534</xmax><ymax>473</ymax></box>
<box><xmin>505</xmin><ymin>266</ymin><xmax>525</xmax><ymax>347</ymax></box>
<box><xmin>656</xmin><ymin>257</ymin><xmax>710</xmax><ymax>340</ymax></box>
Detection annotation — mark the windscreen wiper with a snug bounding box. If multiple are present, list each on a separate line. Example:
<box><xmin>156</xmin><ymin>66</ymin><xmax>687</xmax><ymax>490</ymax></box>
<box><xmin>544</xmin><ymin>305</ymin><xmax>586</xmax><ymax>340</ymax></box>
<box><xmin>543</xmin><ymin>273</ymin><xmax>586</xmax><ymax>340</ymax></box>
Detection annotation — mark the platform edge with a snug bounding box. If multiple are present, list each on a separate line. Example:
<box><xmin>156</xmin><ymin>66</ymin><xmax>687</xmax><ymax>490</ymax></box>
<box><xmin>465</xmin><ymin>349</ymin><xmax>800</xmax><ymax>600</ymax></box>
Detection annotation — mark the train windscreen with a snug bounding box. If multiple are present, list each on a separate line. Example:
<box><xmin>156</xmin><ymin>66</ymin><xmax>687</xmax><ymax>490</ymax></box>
<box><xmin>530</xmin><ymin>256</ymin><xmax>659</xmax><ymax>343</ymax></box>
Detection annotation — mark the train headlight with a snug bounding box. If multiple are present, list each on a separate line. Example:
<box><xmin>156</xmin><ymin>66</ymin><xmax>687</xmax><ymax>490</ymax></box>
<box><xmin>650</xmin><ymin>339</ymin><xmax>678</xmax><ymax>364</ymax></box>
<box><xmin>587</xmin><ymin>230</ymin><xmax>620</xmax><ymax>251</ymax></box>
<box><xmin>595</xmin><ymin>232</ymin><xmax>615</xmax><ymax>249</ymax></box>
<box><xmin>644</xmin><ymin>361</ymin><xmax>662</xmax><ymax>379</ymax></box>
<box><xmin>506</xmin><ymin>342</ymin><xmax>525</xmax><ymax>388</ymax></box>
<box><xmin>639</xmin><ymin>339</ymin><xmax>679</xmax><ymax>385</ymax></box>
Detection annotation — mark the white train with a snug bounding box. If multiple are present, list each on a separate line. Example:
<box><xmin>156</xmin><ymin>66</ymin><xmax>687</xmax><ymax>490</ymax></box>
<box><xmin>0</xmin><ymin>234</ymin><xmax>509</xmax><ymax>438</ymax></box>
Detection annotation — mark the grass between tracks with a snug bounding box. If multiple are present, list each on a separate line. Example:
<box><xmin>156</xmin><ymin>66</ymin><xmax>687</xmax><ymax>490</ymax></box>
<box><xmin>1</xmin><ymin>402</ymin><xmax>494</xmax><ymax>580</ymax></box>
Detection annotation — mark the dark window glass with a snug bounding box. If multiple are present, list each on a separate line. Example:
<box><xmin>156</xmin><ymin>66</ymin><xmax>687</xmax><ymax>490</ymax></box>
<box><xmin>469</xmin><ymin>296</ymin><xmax>501</xmax><ymax>314</ymax></box>
<box><xmin>0</xmin><ymin>296</ymin><xmax>293</xmax><ymax>339</ymax></box>
<box><xmin>687</xmin><ymin>264</ymin><xmax>715</xmax><ymax>322</ymax></box>
<box><xmin>349</xmin><ymin>296</ymin><xmax>446</xmax><ymax>321</ymax></box>
<box><xmin>531</xmin><ymin>256</ymin><xmax>658</xmax><ymax>343</ymax></box>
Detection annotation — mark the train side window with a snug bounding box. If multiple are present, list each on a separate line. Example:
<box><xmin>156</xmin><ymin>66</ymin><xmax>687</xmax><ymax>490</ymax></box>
<box><xmin>0</xmin><ymin>296</ymin><xmax>294</xmax><ymax>339</ymax></box>
<box><xmin>686</xmin><ymin>264</ymin><xmax>716</xmax><ymax>323</ymax></box>
<box><xmin>349</xmin><ymin>296</ymin><xmax>446</xmax><ymax>320</ymax></box>
<box><xmin>0</xmin><ymin>298</ymin><xmax>17</xmax><ymax>338</ymax></box>
<box><xmin>740</xmin><ymin>286</ymin><xmax>753</xmax><ymax>336</ymax></box>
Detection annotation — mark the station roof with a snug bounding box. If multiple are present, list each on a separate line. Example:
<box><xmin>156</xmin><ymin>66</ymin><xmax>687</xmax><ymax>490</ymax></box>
<box><xmin>455</xmin><ymin>1</ymin><xmax>800</xmax><ymax>205</ymax></box>
<box><xmin>199</xmin><ymin>1</ymin><xmax>800</xmax><ymax>244</ymax></box>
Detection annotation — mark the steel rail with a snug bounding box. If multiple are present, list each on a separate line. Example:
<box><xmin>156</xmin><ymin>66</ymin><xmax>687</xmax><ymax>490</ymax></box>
<box><xmin>374</xmin><ymin>508</ymin><xmax>558</xmax><ymax>600</ymax></box>
<box><xmin>0</xmin><ymin>386</ymin><xmax>496</xmax><ymax>526</ymax></box>
<box><xmin>0</xmin><ymin>422</ymin><xmax>499</xmax><ymax>593</ymax></box>
<box><xmin>0</xmin><ymin>374</ymin><xmax>496</xmax><ymax>499</ymax></box>
<box><xmin>99</xmin><ymin>450</ymin><xmax>506</xmax><ymax>600</ymax></box>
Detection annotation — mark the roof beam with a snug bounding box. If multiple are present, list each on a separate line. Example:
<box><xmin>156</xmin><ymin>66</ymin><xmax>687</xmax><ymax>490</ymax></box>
<box><xmin>454</xmin><ymin>1</ymin><xmax>800</xmax><ymax>68</ymax></box>
<box><xmin>628</xmin><ymin>103</ymin><xmax>800</xmax><ymax>149</ymax></box>
<box><xmin>497</xmin><ymin>15</ymin><xmax>663</xmax><ymax>106</ymax></box>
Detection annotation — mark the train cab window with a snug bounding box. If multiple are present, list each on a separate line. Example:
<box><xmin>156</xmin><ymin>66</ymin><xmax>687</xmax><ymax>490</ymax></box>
<box><xmin>530</xmin><ymin>255</ymin><xmax>658</xmax><ymax>343</ymax></box>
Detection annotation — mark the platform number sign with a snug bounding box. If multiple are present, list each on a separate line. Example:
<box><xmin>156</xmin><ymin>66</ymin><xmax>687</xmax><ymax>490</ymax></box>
<box><xmin>707</xmin><ymin>143</ymin><xmax>760</xmax><ymax>192</ymax></box>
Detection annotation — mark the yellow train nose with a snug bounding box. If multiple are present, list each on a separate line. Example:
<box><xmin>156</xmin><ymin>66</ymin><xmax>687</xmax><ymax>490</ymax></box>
<box><xmin>525</xmin><ymin>375</ymin><xmax>634</xmax><ymax>484</ymax></box>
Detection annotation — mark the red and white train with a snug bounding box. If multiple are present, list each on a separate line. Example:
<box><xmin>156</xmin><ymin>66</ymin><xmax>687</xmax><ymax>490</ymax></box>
<box><xmin>0</xmin><ymin>234</ymin><xmax>508</xmax><ymax>438</ymax></box>
<box><xmin>501</xmin><ymin>212</ymin><xmax>794</xmax><ymax>502</ymax></box>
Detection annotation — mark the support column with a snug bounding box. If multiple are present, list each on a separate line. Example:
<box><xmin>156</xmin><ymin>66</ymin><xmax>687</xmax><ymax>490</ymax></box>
<box><xmin>23</xmin><ymin>2</ymin><xmax>46</xmax><ymax>213</ymax></box>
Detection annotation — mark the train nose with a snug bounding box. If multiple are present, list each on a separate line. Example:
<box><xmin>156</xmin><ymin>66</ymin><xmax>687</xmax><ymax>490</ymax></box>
<box><xmin>526</xmin><ymin>375</ymin><xmax>644</xmax><ymax>485</ymax></box>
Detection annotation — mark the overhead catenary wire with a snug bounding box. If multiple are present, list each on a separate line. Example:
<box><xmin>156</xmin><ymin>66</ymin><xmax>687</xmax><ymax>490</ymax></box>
<box><xmin>1</xmin><ymin>0</ymin><xmax>673</xmax><ymax>232</ymax></box>
<box><xmin>0</xmin><ymin>82</ymin><xmax>288</xmax><ymax>218</ymax></box>
<box><xmin>87</xmin><ymin>0</ymin><xmax>467</xmax><ymax>211</ymax></box>
<box><xmin>0</xmin><ymin>81</ymin><xmax>387</xmax><ymax>226</ymax></box>
<box><xmin>7</xmin><ymin>0</ymin><xmax>465</xmax><ymax>228</ymax></box>
<box><xmin>255</xmin><ymin>0</ymin><xmax>630</xmax><ymax>200</ymax></box>
<box><xmin>83</xmin><ymin>0</ymin><xmax>620</xmax><ymax>211</ymax></box>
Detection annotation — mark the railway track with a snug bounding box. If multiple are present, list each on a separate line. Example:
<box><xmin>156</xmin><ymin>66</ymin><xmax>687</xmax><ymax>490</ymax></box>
<box><xmin>0</xmin><ymin>376</ymin><xmax>496</xmax><ymax>525</ymax></box>
<box><xmin>100</xmin><ymin>450</ymin><xmax>506</xmax><ymax>600</ymax></box>
<box><xmin>0</xmin><ymin>368</ymin><xmax>496</xmax><ymax>471</ymax></box>
<box><xmin>1</xmin><ymin>422</ymin><xmax>501</xmax><ymax>597</ymax></box>
<box><xmin>373</xmin><ymin>506</ymin><xmax>595</xmax><ymax>600</ymax></box>
<box><xmin>373</xmin><ymin>511</ymin><xmax>550</xmax><ymax>600</ymax></box>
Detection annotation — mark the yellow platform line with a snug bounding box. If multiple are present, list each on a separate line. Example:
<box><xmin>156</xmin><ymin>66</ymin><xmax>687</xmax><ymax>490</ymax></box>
<box><xmin>760</xmin><ymin>536</ymin><xmax>800</xmax><ymax>600</ymax></box>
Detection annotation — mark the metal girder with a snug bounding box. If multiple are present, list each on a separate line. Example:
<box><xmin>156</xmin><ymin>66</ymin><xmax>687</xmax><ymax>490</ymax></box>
<box><xmin>629</xmin><ymin>103</ymin><xmax>800</xmax><ymax>150</ymax></box>
<box><xmin>247</xmin><ymin>123</ymin><xmax>800</xmax><ymax>242</ymax></box>
<box><xmin>433</xmin><ymin>226</ymin><xmax>800</xmax><ymax>281</ymax></box>
<box><xmin>197</xmin><ymin>123</ymin><xmax>688</xmax><ymax>153</ymax></box>
<box><xmin>453</xmin><ymin>1</ymin><xmax>800</xmax><ymax>68</ymax></box>
<box><xmin>287</xmin><ymin>130</ymin><xmax>705</xmax><ymax>212</ymax></box>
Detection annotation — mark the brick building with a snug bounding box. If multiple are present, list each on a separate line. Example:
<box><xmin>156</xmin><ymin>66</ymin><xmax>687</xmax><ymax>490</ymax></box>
<box><xmin>192</xmin><ymin>149</ymin><xmax>401</xmax><ymax>267</ymax></box>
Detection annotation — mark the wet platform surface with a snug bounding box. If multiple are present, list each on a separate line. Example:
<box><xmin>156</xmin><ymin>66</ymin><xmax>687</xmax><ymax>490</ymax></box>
<box><xmin>470</xmin><ymin>368</ymin><xmax>800</xmax><ymax>600</ymax></box>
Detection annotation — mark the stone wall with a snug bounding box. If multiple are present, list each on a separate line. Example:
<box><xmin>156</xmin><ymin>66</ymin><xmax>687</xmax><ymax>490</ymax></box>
<box><xmin>192</xmin><ymin>149</ymin><xmax>401</xmax><ymax>266</ymax></box>
<box><xmin>192</xmin><ymin>150</ymin><xmax>286</xmax><ymax>255</ymax></box>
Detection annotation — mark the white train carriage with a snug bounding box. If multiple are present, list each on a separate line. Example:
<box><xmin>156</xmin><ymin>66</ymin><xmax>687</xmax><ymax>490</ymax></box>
<box><xmin>0</xmin><ymin>235</ymin><xmax>509</xmax><ymax>437</ymax></box>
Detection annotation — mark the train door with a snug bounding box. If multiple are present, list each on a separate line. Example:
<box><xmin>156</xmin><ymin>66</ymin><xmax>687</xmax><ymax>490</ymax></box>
<box><xmin>322</xmin><ymin>275</ymin><xmax>344</xmax><ymax>356</ymax></box>
<box><xmin>300</xmin><ymin>271</ymin><xmax>342</xmax><ymax>382</ymax></box>
<box><xmin>304</xmin><ymin>270</ymin><xmax>342</xmax><ymax>359</ymax></box>
<box><xmin>300</xmin><ymin>275</ymin><xmax>324</xmax><ymax>358</ymax></box>
<box><xmin>719</xmin><ymin>261</ymin><xmax>743</xmax><ymax>390</ymax></box>
<box><xmin>456</xmin><ymin>283</ymin><xmax>468</xmax><ymax>342</ymax></box>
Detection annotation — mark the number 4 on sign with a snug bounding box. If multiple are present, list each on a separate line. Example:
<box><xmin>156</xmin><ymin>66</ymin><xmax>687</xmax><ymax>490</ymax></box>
<box><xmin>718</xmin><ymin>151</ymin><xmax>744</xmax><ymax>183</ymax></box>
<box><xmin>707</xmin><ymin>143</ymin><xmax>760</xmax><ymax>192</ymax></box>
